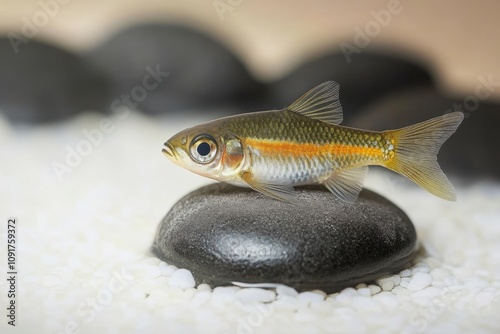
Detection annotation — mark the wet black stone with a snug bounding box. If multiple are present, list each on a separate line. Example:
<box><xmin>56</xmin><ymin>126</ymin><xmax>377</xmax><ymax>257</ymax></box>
<box><xmin>0</xmin><ymin>38</ymin><xmax>112</xmax><ymax>123</ymax></box>
<box><xmin>350</xmin><ymin>87</ymin><xmax>500</xmax><ymax>179</ymax></box>
<box><xmin>153</xmin><ymin>183</ymin><xmax>418</xmax><ymax>293</ymax></box>
<box><xmin>269</xmin><ymin>50</ymin><xmax>434</xmax><ymax>124</ymax></box>
<box><xmin>86</xmin><ymin>24</ymin><xmax>266</xmax><ymax>115</ymax></box>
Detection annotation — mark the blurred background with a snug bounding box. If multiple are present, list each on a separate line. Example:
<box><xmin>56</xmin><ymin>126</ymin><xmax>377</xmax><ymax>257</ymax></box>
<box><xmin>2</xmin><ymin>0</ymin><xmax>500</xmax><ymax>88</ymax></box>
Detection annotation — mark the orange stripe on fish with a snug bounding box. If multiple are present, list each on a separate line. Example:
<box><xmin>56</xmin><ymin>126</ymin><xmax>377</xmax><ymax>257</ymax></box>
<box><xmin>245</xmin><ymin>138</ymin><xmax>384</xmax><ymax>160</ymax></box>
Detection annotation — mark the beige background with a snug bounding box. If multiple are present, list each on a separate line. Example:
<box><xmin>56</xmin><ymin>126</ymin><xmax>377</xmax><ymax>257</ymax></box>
<box><xmin>1</xmin><ymin>0</ymin><xmax>499</xmax><ymax>99</ymax></box>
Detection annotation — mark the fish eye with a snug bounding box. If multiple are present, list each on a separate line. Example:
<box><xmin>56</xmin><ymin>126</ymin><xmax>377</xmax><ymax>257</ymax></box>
<box><xmin>189</xmin><ymin>135</ymin><xmax>217</xmax><ymax>163</ymax></box>
<box><xmin>197</xmin><ymin>142</ymin><xmax>211</xmax><ymax>156</ymax></box>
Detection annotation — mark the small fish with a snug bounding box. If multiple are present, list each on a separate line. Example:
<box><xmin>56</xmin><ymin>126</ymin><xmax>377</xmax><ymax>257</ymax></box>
<box><xmin>163</xmin><ymin>81</ymin><xmax>463</xmax><ymax>203</ymax></box>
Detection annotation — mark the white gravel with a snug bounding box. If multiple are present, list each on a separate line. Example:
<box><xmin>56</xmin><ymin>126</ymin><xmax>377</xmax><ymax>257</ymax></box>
<box><xmin>1</xmin><ymin>110</ymin><xmax>500</xmax><ymax>334</ymax></box>
<box><xmin>169</xmin><ymin>269</ymin><xmax>196</xmax><ymax>289</ymax></box>
<box><xmin>407</xmin><ymin>273</ymin><xmax>433</xmax><ymax>292</ymax></box>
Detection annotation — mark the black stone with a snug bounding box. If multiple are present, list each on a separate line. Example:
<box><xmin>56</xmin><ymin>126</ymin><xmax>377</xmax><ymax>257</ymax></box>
<box><xmin>0</xmin><ymin>38</ymin><xmax>112</xmax><ymax>123</ymax></box>
<box><xmin>86</xmin><ymin>24</ymin><xmax>266</xmax><ymax>115</ymax></box>
<box><xmin>350</xmin><ymin>87</ymin><xmax>500</xmax><ymax>180</ymax></box>
<box><xmin>153</xmin><ymin>183</ymin><xmax>418</xmax><ymax>293</ymax></box>
<box><xmin>269</xmin><ymin>50</ymin><xmax>434</xmax><ymax>124</ymax></box>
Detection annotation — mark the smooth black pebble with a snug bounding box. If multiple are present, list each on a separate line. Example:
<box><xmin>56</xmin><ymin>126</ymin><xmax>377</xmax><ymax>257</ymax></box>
<box><xmin>87</xmin><ymin>24</ymin><xmax>266</xmax><ymax>115</ymax></box>
<box><xmin>0</xmin><ymin>38</ymin><xmax>112</xmax><ymax>123</ymax></box>
<box><xmin>153</xmin><ymin>183</ymin><xmax>418</xmax><ymax>293</ymax></box>
<box><xmin>350</xmin><ymin>87</ymin><xmax>500</xmax><ymax>180</ymax></box>
<box><xmin>269</xmin><ymin>50</ymin><xmax>434</xmax><ymax>124</ymax></box>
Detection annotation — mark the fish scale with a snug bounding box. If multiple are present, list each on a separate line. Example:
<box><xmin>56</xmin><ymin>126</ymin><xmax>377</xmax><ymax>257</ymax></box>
<box><xmin>218</xmin><ymin>110</ymin><xmax>389</xmax><ymax>184</ymax></box>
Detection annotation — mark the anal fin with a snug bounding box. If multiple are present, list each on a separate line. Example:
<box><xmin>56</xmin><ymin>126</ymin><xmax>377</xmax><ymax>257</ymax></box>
<box><xmin>240</xmin><ymin>172</ymin><xmax>298</xmax><ymax>204</ymax></box>
<box><xmin>323</xmin><ymin>166</ymin><xmax>368</xmax><ymax>204</ymax></box>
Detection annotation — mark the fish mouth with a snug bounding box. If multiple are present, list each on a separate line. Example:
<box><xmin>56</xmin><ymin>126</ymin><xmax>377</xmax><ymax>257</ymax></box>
<box><xmin>162</xmin><ymin>142</ymin><xmax>177</xmax><ymax>160</ymax></box>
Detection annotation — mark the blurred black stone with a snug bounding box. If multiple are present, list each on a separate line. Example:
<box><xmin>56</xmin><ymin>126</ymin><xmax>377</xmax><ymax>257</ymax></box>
<box><xmin>86</xmin><ymin>24</ymin><xmax>266</xmax><ymax>115</ymax></box>
<box><xmin>350</xmin><ymin>87</ymin><xmax>500</xmax><ymax>179</ymax></box>
<box><xmin>269</xmin><ymin>50</ymin><xmax>434</xmax><ymax>124</ymax></box>
<box><xmin>153</xmin><ymin>183</ymin><xmax>418</xmax><ymax>293</ymax></box>
<box><xmin>0</xmin><ymin>38</ymin><xmax>112</xmax><ymax>123</ymax></box>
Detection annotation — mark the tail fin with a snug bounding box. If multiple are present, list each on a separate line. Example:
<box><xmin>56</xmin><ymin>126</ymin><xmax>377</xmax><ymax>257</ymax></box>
<box><xmin>385</xmin><ymin>112</ymin><xmax>464</xmax><ymax>201</ymax></box>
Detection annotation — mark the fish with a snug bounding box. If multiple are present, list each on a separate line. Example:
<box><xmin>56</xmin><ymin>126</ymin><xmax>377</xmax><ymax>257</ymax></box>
<box><xmin>162</xmin><ymin>81</ymin><xmax>464</xmax><ymax>203</ymax></box>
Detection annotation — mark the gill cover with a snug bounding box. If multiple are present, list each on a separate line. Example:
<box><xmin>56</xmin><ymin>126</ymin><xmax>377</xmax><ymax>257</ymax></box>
<box><xmin>220</xmin><ymin>133</ymin><xmax>244</xmax><ymax>179</ymax></box>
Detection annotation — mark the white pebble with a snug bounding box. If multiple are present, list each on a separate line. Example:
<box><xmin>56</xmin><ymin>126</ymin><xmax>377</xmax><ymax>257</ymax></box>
<box><xmin>376</xmin><ymin>277</ymin><xmax>395</xmax><ymax>291</ymax></box>
<box><xmin>276</xmin><ymin>285</ymin><xmax>299</xmax><ymax>298</ymax></box>
<box><xmin>357</xmin><ymin>288</ymin><xmax>371</xmax><ymax>297</ymax></box>
<box><xmin>340</xmin><ymin>287</ymin><xmax>357</xmax><ymax>296</ymax></box>
<box><xmin>235</xmin><ymin>288</ymin><xmax>276</xmax><ymax>303</ymax></box>
<box><xmin>298</xmin><ymin>291</ymin><xmax>326</xmax><ymax>305</ymax></box>
<box><xmin>355</xmin><ymin>283</ymin><xmax>368</xmax><ymax>289</ymax></box>
<box><xmin>212</xmin><ymin>286</ymin><xmax>238</xmax><ymax>302</ymax></box>
<box><xmin>160</xmin><ymin>265</ymin><xmax>178</xmax><ymax>277</ymax></box>
<box><xmin>378</xmin><ymin>275</ymin><xmax>401</xmax><ymax>288</ymax></box>
<box><xmin>368</xmin><ymin>284</ymin><xmax>382</xmax><ymax>295</ymax></box>
<box><xmin>381</xmin><ymin>280</ymin><xmax>395</xmax><ymax>291</ymax></box>
<box><xmin>392</xmin><ymin>286</ymin><xmax>411</xmax><ymax>296</ymax></box>
<box><xmin>325</xmin><ymin>293</ymin><xmax>339</xmax><ymax>304</ymax></box>
<box><xmin>169</xmin><ymin>269</ymin><xmax>195</xmax><ymax>289</ymax></box>
<box><xmin>400</xmin><ymin>269</ymin><xmax>412</xmax><ymax>277</ymax></box>
<box><xmin>400</xmin><ymin>277</ymin><xmax>411</xmax><ymax>288</ymax></box>
<box><xmin>335</xmin><ymin>287</ymin><xmax>357</xmax><ymax>303</ymax></box>
<box><xmin>407</xmin><ymin>272</ymin><xmax>433</xmax><ymax>292</ymax></box>
<box><xmin>197</xmin><ymin>283</ymin><xmax>212</xmax><ymax>292</ymax></box>
<box><xmin>412</xmin><ymin>266</ymin><xmax>430</xmax><ymax>274</ymax></box>
<box><xmin>390</xmin><ymin>275</ymin><xmax>402</xmax><ymax>286</ymax></box>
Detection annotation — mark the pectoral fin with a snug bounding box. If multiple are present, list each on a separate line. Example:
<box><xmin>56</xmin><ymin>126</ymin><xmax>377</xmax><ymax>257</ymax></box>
<box><xmin>240</xmin><ymin>171</ymin><xmax>298</xmax><ymax>204</ymax></box>
<box><xmin>323</xmin><ymin>166</ymin><xmax>368</xmax><ymax>204</ymax></box>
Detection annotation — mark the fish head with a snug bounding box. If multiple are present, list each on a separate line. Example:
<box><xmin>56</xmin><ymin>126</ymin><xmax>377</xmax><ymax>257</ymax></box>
<box><xmin>163</xmin><ymin>123</ymin><xmax>245</xmax><ymax>181</ymax></box>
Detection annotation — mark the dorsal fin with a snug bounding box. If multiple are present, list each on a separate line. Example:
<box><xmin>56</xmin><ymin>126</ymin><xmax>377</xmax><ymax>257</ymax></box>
<box><xmin>287</xmin><ymin>81</ymin><xmax>343</xmax><ymax>125</ymax></box>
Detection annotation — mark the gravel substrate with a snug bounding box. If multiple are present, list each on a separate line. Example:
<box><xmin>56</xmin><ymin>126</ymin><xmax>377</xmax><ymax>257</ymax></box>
<box><xmin>1</xmin><ymin>110</ymin><xmax>499</xmax><ymax>334</ymax></box>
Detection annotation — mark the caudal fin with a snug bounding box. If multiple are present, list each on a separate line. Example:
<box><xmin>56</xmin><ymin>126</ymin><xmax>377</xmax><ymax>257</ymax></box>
<box><xmin>385</xmin><ymin>112</ymin><xmax>464</xmax><ymax>201</ymax></box>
